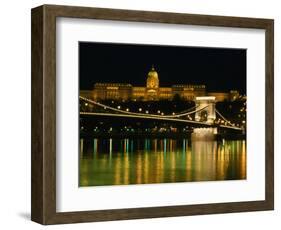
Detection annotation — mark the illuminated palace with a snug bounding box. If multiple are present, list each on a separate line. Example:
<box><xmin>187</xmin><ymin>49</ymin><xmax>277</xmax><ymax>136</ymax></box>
<box><xmin>80</xmin><ymin>66</ymin><xmax>240</xmax><ymax>102</ymax></box>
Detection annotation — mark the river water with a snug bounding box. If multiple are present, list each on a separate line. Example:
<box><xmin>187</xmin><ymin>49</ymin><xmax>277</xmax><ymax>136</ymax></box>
<box><xmin>79</xmin><ymin>138</ymin><xmax>246</xmax><ymax>186</ymax></box>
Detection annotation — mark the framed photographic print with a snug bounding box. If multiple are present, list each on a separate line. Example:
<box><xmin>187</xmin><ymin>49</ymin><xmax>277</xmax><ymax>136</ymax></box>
<box><xmin>31</xmin><ymin>4</ymin><xmax>274</xmax><ymax>224</ymax></box>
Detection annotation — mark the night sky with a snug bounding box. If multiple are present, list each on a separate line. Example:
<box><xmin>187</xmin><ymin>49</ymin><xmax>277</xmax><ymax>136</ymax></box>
<box><xmin>79</xmin><ymin>42</ymin><xmax>246</xmax><ymax>94</ymax></box>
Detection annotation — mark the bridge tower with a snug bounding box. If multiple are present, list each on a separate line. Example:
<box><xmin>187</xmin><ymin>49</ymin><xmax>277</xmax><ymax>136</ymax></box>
<box><xmin>194</xmin><ymin>96</ymin><xmax>216</xmax><ymax>125</ymax></box>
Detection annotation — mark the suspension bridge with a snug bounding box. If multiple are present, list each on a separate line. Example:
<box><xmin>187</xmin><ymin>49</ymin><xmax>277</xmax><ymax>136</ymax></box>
<box><xmin>79</xmin><ymin>96</ymin><xmax>242</xmax><ymax>131</ymax></box>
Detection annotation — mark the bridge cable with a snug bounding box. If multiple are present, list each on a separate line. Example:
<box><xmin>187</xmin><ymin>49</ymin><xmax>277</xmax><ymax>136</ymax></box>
<box><xmin>80</xmin><ymin>96</ymin><xmax>208</xmax><ymax>118</ymax></box>
<box><xmin>215</xmin><ymin>109</ymin><xmax>235</xmax><ymax>127</ymax></box>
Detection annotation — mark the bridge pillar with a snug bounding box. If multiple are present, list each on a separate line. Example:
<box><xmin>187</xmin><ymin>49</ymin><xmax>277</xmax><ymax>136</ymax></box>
<box><xmin>194</xmin><ymin>96</ymin><xmax>216</xmax><ymax>125</ymax></box>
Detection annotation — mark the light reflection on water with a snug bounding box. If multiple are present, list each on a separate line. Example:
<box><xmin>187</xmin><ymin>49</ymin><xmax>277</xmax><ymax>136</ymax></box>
<box><xmin>79</xmin><ymin>138</ymin><xmax>246</xmax><ymax>186</ymax></box>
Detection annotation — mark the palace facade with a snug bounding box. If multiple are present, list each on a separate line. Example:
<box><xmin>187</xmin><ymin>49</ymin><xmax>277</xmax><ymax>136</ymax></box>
<box><xmin>80</xmin><ymin>66</ymin><xmax>239</xmax><ymax>102</ymax></box>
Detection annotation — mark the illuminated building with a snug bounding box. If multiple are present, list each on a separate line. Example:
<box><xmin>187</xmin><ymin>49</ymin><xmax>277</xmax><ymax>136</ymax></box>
<box><xmin>207</xmin><ymin>92</ymin><xmax>229</xmax><ymax>102</ymax></box>
<box><xmin>229</xmin><ymin>90</ymin><xmax>240</xmax><ymax>101</ymax></box>
<box><xmin>80</xmin><ymin>66</ymin><xmax>240</xmax><ymax>102</ymax></box>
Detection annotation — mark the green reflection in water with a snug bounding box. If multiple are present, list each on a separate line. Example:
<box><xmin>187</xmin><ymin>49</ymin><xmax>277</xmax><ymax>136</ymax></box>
<box><xmin>79</xmin><ymin>138</ymin><xmax>246</xmax><ymax>186</ymax></box>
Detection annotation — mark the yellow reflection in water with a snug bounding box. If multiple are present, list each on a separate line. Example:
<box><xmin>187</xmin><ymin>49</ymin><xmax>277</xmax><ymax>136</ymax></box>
<box><xmin>186</xmin><ymin>148</ymin><xmax>192</xmax><ymax>181</ymax></box>
<box><xmin>241</xmin><ymin>141</ymin><xmax>247</xmax><ymax>179</ymax></box>
<box><xmin>123</xmin><ymin>152</ymin><xmax>130</xmax><ymax>184</ymax></box>
<box><xmin>114</xmin><ymin>155</ymin><xmax>121</xmax><ymax>185</ymax></box>
<box><xmin>136</xmin><ymin>154</ymin><xmax>142</xmax><ymax>184</ymax></box>
<box><xmin>170</xmin><ymin>140</ymin><xmax>176</xmax><ymax>182</ymax></box>
<box><xmin>144</xmin><ymin>150</ymin><xmax>149</xmax><ymax>184</ymax></box>
<box><xmin>79</xmin><ymin>138</ymin><xmax>247</xmax><ymax>186</ymax></box>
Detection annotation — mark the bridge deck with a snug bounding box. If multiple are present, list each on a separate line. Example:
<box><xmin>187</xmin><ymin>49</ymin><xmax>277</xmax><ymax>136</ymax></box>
<box><xmin>80</xmin><ymin>112</ymin><xmax>242</xmax><ymax>131</ymax></box>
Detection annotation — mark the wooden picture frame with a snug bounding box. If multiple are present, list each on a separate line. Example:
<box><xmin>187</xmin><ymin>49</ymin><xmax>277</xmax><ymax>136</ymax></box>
<box><xmin>31</xmin><ymin>4</ymin><xmax>274</xmax><ymax>225</ymax></box>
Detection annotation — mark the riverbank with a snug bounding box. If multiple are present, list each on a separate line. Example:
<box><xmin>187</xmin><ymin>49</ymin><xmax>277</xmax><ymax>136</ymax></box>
<box><xmin>80</xmin><ymin>132</ymin><xmax>246</xmax><ymax>140</ymax></box>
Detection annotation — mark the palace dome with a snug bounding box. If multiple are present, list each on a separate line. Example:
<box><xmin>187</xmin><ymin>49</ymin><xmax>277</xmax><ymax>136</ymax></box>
<box><xmin>146</xmin><ymin>66</ymin><xmax>159</xmax><ymax>89</ymax></box>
